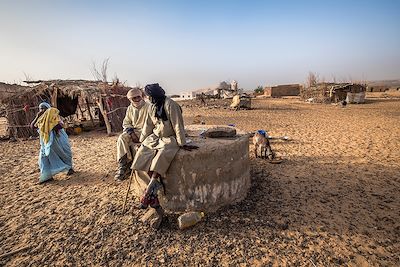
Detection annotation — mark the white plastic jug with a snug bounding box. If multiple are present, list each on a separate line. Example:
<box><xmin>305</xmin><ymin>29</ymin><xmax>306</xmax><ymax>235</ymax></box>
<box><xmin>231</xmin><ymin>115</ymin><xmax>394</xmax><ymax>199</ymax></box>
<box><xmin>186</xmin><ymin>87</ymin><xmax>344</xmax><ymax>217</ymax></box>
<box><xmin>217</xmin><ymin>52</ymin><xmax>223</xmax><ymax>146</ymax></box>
<box><xmin>178</xmin><ymin>212</ymin><xmax>205</xmax><ymax>229</ymax></box>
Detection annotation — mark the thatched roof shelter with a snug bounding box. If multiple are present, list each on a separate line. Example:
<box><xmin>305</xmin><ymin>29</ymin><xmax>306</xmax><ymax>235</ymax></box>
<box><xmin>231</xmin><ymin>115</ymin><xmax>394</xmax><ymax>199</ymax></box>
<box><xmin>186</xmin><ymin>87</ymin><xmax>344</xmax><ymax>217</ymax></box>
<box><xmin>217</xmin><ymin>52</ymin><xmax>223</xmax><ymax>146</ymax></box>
<box><xmin>1</xmin><ymin>79</ymin><xmax>132</xmax><ymax>138</ymax></box>
<box><xmin>0</xmin><ymin>82</ymin><xmax>32</xmax><ymax>101</ymax></box>
<box><xmin>0</xmin><ymin>83</ymin><xmax>32</xmax><ymax>114</ymax></box>
<box><xmin>300</xmin><ymin>83</ymin><xmax>366</xmax><ymax>103</ymax></box>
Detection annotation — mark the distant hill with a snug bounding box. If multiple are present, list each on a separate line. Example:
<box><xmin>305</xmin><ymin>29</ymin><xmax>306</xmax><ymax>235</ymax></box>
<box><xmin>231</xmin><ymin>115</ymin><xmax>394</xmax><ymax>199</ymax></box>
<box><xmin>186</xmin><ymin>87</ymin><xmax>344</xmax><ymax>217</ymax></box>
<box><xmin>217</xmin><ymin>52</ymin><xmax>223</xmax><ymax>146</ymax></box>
<box><xmin>367</xmin><ymin>79</ymin><xmax>400</xmax><ymax>87</ymax></box>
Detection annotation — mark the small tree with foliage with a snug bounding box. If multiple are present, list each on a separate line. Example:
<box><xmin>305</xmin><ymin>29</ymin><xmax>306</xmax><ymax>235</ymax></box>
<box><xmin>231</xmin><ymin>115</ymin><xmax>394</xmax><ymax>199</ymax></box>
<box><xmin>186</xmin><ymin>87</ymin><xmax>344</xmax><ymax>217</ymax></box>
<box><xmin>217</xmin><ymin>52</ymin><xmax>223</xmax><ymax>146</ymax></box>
<box><xmin>254</xmin><ymin>85</ymin><xmax>264</xmax><ymax>94</ymax></box>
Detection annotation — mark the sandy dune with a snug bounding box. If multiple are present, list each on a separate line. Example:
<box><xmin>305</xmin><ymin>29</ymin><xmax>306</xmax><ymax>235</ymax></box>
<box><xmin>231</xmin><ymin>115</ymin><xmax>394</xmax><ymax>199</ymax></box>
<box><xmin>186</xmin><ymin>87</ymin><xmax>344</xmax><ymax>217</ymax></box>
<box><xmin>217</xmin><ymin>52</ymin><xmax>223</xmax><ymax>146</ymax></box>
<box><xmin>0</xmin><ymin>97</ymin><xmax>399</xmax><ymax>266</ymax></box>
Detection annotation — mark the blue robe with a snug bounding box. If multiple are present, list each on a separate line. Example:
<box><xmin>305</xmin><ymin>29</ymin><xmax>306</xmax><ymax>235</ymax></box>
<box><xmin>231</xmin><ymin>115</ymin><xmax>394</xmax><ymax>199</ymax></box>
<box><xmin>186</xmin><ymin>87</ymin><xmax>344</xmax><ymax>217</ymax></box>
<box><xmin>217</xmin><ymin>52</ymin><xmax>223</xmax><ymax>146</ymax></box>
<box><xmin>38</xmin><ymin>129</ymin><xmax>73</xmax><ymax>182</ymax></box>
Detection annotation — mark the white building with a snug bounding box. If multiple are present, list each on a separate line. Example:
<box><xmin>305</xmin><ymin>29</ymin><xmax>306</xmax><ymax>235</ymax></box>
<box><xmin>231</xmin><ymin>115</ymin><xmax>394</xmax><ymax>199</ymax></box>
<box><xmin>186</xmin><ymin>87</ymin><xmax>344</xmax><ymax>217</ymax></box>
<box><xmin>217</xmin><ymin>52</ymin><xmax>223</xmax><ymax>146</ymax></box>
<box><xmin>180</xmin><ymin>80</ymin><xmax>238</xmax><ymax>100</ymax></box>
<box><xmin>180</xmin><ymin>91</ymin><xmax>197</xmax><ymax>100</ymax></box>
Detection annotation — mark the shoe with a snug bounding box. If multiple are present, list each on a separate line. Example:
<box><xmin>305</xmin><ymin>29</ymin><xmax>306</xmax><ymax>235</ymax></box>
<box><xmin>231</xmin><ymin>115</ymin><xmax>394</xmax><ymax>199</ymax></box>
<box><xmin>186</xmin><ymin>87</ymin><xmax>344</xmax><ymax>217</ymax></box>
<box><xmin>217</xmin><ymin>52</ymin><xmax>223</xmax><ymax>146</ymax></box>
<box><xmin>37</xmin><ymin>177</ymin><xmax>54</xmax><ymax>185</ymax></box>
<box><xmin>67</xmin><ymin>169</ymin><xmax>75</xmax><ymax>176</ymax></box>
<box><xmin>114</xmin><ymin>174</ymin><xmax>126</xmax><ymax>182</ymax></box>
<box><xmin>114</xmin><ymin>157</ymin><xmax>131</xmax><ymax>181</ymax></box>
<box><xmin>150</xmin><ymin>207</ymin><xmax>165</xmax><ymax>229</ymax></box>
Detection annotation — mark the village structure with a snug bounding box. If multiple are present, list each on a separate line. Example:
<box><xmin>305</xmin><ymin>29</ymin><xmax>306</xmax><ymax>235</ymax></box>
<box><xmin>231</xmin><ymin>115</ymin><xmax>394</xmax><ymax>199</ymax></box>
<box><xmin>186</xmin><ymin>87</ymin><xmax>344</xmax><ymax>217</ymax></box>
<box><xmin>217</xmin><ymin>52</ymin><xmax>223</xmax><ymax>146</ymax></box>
<box><xmin>1</xmin><ymin>80</ymin><xmax>133</xmax><ymax>138</ymax></box>
<box><xmin>2</xmin><ymin>78</ymin><xmax>398</xmax><ymax>139</ymax></box>
<box><xmin>179</xmin><ymin>80</ymin><xmax>239</xmax><ymax>100</ymax></box>
<box><xmin>1</xmin><ymin>77</ymin><xmax>399</xmax><ymax>266</ymax></box>
<box><xmin>1</xmin><ymin>0</ymin><xmax>400</xmax><ymax>264</ymax></box>
<box><xmin>263</xmin><ymin>84</ymin><xmax>301</xmax><ymax>98</ymax></box>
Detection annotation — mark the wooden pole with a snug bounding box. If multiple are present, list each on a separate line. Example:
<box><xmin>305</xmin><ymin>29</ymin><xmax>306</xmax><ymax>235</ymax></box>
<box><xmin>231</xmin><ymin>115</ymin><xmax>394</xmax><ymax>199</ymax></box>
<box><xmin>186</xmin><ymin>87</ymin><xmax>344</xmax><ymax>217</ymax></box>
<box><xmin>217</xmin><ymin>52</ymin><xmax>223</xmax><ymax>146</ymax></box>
<box><xmin>85</xmin><ymin>99</ymin><xmax>95</xmax><ymax>127</ymax></box>
<box><xmin>50</xmin><ymin>85</ymin><xmax>58</xmax><ymax>108</ymax></box>
<box><xmin>122</xmin><ymin>170</ymin><xmax>135</xmax><ymax>214</ymax></box>
<box><xmin>97</xmin><ymin>96</ymin><xmax>112</xmax><ymax>135</ymax></box>
<box><xmin>77</xmin><ymin>102</ymin><xmax>84</xmax><ymax>120</ymax></box>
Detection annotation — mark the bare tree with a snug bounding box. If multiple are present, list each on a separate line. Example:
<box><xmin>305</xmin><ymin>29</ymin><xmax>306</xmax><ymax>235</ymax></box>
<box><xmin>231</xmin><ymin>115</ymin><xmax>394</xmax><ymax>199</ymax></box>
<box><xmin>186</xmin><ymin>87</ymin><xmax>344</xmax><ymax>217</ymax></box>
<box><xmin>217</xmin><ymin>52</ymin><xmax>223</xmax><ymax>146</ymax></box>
<box><xmin>112</xmin><ymin>73</ymin><xmax>119</xmax><ymax>85</ymax></box>
<box><xmin>101</xmin><ymin>58</ymin><xmax>109</xmax><ymax>82</ymax></box>
<box><xmin>134</xmin><ymin>82</ymin><xmax>142</xmax><ymax>89</ymax></box>
<box><xmin>23</xmin><ymin>72</ymin><xmax>33</xmax><ymax>82</ymax></box>
<box><xmin>91</xmin><ymin>58</ymin><xmax>110</xmax><ymax>82</ymax></box>
<box><xmin>307</xmin><ymin>71</ymin><xmax>319</xmax><ymax>88</ymax></box>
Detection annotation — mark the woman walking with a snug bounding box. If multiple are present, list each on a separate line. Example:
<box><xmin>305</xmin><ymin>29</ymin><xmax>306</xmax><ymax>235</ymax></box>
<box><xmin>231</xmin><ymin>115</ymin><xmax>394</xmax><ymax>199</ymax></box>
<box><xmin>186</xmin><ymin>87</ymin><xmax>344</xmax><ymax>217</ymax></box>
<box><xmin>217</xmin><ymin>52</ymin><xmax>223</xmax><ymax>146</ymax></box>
<box><xmin>31</xmin><ymin>102</ymin><xmax>74</xmax><ymax>184</ymax></box>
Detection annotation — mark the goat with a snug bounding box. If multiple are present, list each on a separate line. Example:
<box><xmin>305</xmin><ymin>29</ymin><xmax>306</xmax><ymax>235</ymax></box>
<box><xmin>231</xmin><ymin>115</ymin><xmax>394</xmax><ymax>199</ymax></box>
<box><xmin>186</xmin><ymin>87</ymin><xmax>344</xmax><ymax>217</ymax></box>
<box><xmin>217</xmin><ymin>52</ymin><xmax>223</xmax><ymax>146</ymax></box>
<box><xmin>253</xmin><ymin>131</ymin><xmax>275</xmax><ymax>160</ymax></box>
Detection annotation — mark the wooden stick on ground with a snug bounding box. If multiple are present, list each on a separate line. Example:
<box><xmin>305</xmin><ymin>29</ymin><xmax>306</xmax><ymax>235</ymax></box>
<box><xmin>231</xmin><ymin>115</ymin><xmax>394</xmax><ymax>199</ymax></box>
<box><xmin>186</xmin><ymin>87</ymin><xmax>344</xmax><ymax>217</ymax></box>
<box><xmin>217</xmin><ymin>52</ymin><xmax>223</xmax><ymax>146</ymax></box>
<box><xmin>0</xmin><ymin>245</ymin><xmax>31</xmax><ymax>259</ymax></box>
<box><xmin>122</xmin><ymin>170</ymin><xmax>135</xmax><ymax>214</ymax></box>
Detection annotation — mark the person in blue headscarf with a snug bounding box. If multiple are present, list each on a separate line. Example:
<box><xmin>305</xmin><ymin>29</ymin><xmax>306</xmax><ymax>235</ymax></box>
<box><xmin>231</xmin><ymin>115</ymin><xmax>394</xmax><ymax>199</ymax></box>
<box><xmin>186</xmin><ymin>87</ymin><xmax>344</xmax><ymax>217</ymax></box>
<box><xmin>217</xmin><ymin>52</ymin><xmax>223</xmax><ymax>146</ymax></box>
<box><xmin>31</xmin><ymin>102</ymin><xmax>74</xmax><ymax>184</ymax></box>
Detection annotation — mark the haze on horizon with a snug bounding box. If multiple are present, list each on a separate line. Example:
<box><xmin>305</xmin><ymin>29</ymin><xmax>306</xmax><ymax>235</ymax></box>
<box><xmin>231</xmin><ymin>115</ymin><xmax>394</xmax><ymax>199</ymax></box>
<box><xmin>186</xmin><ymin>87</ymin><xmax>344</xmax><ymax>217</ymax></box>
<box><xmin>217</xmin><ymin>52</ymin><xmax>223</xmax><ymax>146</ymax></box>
<box><xmin>0</xmin><ymin>0</ymin><xmax>399</xmax><ymax>94</ymax></box>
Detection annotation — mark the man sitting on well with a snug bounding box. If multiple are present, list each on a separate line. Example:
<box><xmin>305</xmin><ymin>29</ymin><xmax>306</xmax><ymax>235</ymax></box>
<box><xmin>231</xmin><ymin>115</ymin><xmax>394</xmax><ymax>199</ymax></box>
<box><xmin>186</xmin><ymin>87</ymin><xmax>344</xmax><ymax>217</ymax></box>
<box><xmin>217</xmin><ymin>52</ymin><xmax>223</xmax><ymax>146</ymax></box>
<box><xmin>115</xmin><ymin>88</ymin><xmax>150</xmax><ymax>181</ymax></box>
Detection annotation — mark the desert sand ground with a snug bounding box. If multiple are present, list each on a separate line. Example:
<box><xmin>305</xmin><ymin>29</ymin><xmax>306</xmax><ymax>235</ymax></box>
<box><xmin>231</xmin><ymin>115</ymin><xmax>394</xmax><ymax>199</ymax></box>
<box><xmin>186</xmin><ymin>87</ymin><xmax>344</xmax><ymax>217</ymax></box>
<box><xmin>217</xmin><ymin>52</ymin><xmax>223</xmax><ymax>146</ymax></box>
<box><xmin>0</xmin><ymin>97</ymin><xmax>399</xmax><ymax>266</ymax></box>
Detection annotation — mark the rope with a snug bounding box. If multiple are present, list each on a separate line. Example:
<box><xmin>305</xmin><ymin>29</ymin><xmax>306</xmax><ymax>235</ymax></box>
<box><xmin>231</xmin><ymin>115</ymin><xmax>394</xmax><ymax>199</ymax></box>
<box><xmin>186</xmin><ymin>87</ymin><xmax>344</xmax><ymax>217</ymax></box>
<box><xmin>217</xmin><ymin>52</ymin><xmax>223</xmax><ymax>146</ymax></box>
<box><xmin>5</xmin><ymin>107</ymin><xmax>39</xmax><ymax>114</ymax></box>
<box><xmin>101</xmin><ymin>93</ymin><xmax>127</xmax><ymax>97</ymax></box>
<box><xmin>7</xmin><ymin>125</ymin><xmax>31</xmax><ymax>128</ymax></box>
<box><xmin>107</xmin><ymin>107</ymin><xmax>127</xmax><ymax>115</ymax></box>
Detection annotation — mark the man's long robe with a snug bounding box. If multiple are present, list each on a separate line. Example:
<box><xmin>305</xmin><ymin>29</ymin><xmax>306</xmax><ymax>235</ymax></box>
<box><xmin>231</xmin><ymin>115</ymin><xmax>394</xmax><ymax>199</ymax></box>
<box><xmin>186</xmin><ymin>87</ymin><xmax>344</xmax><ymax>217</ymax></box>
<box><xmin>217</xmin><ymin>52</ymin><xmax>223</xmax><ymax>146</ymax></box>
<box><xmin>116</xmin><ymin>102</ymin><xmax>150</xmax><ymax>162</ymax></box>
<box><xmin>131</xmin><ymin>97</ymin><xmax>185</xmax><ymax>177</ymax></box>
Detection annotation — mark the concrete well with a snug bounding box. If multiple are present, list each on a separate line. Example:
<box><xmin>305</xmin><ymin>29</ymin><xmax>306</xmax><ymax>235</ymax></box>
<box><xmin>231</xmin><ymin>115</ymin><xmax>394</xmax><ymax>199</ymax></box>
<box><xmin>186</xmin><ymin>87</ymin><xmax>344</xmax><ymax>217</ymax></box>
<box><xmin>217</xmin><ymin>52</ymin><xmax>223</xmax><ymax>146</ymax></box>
<box><xmin>131</xmin><ymin>125</ymin><xmax>251</xmax><ymax>212</ymax></box>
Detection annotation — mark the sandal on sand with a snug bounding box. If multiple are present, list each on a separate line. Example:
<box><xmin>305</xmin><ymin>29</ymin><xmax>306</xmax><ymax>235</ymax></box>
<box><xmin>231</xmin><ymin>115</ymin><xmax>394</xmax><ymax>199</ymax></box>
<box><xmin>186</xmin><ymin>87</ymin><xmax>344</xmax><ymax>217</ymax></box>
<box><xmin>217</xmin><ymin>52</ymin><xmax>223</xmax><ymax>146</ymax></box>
<box><xmin>67</xmin><ymin>169</ymin><xmax>75</xmax><ymax>176</ymax></box>
<box><xmin>37</xmin><ymin>177</ymin><xmax>54</xmax><ymax>185</ymax></box>
<box><xmin>269</xmin><ymin>158</ymin><xmax>283</xmax><ymax>164</ymax></box>
<box><xmin>114</xmin><ymin>173</ymin><xmax>127</xmax><ymax>182</ymax></box>
<box><xmin>150</xmin><ymin>207</ymin><xmax>165</xmax><ymax>230</ymax></box>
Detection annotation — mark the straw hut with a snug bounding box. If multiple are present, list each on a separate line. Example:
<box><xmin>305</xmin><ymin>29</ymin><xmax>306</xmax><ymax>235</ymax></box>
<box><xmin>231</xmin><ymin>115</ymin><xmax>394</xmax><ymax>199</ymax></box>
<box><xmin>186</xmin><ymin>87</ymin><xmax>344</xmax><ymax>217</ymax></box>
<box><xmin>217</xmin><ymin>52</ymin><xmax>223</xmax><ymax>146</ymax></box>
<box><xmin>1</xmin><ymin>80</ymin><xmax>132</xmax><ymax>138</ymax></box>
<box><xmin>300</xmin><ymin>83</ymin><xmax>366</xmax><ymax>103</ymax></box>
<box><xmin>0</xmin><ymin>82</ymin><xmax>32</xmax><ymax>101</ymax></box>
<box><xmin>330</xmin><ymin>83</ymin><xmax>366</xmax><ymax>103</ymax></box>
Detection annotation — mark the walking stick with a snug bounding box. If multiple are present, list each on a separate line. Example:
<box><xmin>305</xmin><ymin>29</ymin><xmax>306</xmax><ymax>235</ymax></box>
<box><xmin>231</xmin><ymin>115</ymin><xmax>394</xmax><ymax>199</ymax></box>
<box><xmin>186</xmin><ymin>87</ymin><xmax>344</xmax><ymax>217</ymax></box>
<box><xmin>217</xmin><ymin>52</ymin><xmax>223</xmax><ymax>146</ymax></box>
<box><xmin>122</xmin><ymin>169</ymin><xmax>135</xmax><ymax>214</ymax></box>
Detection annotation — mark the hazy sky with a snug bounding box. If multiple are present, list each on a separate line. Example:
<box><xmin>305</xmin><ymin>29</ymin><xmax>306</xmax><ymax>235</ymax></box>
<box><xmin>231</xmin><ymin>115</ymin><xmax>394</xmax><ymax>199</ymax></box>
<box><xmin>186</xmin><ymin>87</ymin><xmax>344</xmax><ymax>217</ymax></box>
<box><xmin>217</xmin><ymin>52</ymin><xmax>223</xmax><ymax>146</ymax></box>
<box><xmin>1</xmin><ymin>0</ymin><xmax>399</xmax><ymax>94</ymax></box>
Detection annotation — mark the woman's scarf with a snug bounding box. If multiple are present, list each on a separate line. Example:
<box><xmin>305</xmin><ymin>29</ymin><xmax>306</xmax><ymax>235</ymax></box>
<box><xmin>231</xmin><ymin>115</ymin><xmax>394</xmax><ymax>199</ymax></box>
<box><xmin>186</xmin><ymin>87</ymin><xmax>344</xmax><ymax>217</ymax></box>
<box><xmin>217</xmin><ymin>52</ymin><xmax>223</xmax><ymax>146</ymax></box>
<box><xmin>145</xmin><ymin>83</ymin><xmax>168</xmax><ymax>121</ymax></box>
<box><xmin>39</xmin><ymin>102</ymin><xmax>51</xmax><ymax>110</ymax></box>
<box><xmin>36</xmin><ymin>107</ymin><xmax>60</xmax><ymax>144</ymax></box>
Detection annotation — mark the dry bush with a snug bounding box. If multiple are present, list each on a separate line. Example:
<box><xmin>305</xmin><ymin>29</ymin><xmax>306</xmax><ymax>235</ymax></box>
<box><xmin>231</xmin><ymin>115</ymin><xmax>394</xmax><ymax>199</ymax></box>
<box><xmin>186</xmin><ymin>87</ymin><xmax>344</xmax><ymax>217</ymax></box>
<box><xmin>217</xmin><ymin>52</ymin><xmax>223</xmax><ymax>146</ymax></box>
<box><xmin>306</xmin><ymin>71</ymin><xmax>319</xmax><ymax>88</ymax></box>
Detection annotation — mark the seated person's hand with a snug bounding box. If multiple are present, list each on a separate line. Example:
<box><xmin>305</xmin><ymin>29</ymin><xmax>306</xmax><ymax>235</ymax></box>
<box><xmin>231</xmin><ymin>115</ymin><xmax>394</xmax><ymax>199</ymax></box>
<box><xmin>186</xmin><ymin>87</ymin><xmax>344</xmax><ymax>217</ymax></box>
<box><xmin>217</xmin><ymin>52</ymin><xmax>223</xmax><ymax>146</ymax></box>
<box><xmin>130</xmin><ymin>132</ymin><xmax>139</xmax><ymax>143</ymax></box>
<box><xmin>125</xmin><ymin>128</ymin><xmax>139</xmax><ymax>143</ymax></box>
<box><xmin>145</xmin><ymin>177</ymin><xmax>163</xmax><ymax>195</ymax></box>
<box><xmin>53</xmin><ymin>123</ymin><xmax>63</xmax><ymax>136</ymax></box>
<box><xmin>181</xmin><ymin>144</ymin><xmax>199</xmax><ymax>151</ymax></box>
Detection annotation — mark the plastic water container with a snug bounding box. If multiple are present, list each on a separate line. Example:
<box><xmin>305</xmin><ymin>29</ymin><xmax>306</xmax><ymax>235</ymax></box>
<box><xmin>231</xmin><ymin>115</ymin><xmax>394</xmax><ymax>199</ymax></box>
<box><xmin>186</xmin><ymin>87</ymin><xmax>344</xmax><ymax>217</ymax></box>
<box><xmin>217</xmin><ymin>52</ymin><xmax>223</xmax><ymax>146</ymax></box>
<box><xmin>178</xmin><ymin>212</ymin><xmax>205</xmax><ymax>229</ymax></box>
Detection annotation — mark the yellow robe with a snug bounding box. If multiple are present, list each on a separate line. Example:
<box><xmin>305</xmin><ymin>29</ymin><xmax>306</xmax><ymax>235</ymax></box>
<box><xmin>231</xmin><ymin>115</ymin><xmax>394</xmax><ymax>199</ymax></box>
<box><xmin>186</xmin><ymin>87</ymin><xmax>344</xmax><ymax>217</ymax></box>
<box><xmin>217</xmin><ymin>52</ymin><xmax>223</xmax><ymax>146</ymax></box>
<box><xmin>131</xmin><ymin>97</ymin><xmax>186</xmax><ymax>177</ymax></box>
<box><xmin>116</xmin><ymin>102</ymin><xmax>150</xmax><ymax>161</ymax></box>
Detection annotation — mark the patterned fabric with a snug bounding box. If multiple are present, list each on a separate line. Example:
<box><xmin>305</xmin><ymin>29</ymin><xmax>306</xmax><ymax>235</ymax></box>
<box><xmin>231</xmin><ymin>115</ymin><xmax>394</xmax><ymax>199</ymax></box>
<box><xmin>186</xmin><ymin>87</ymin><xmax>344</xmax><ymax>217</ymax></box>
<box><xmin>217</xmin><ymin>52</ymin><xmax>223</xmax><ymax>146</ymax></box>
<box><xmin>35</xmin><ymin>104</ymin><xmax>73</xmax><ymax>183</ymax></box>
<box><xmin>35</xmin><ymin>107</ymin><xmax>60</xmax><ymax>144</ymax></box>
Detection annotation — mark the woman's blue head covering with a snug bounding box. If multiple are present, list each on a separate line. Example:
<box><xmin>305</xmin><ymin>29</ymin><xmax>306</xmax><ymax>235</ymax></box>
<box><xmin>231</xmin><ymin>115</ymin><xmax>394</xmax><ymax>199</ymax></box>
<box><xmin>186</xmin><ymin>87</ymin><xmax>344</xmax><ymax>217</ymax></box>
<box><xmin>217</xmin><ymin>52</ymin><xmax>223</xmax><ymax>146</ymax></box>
<box><xmin>39</xmin><ymin>102</ymin><xmax>51</xmax><ymax>110</ymax></box>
